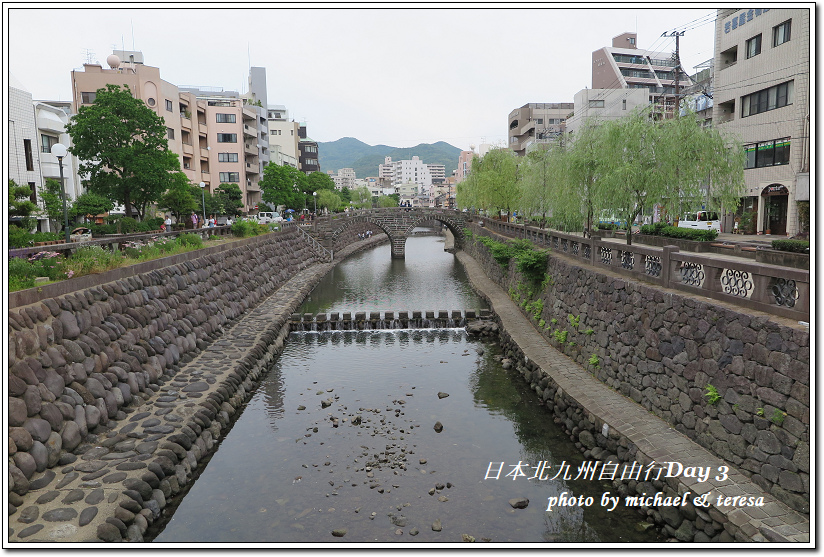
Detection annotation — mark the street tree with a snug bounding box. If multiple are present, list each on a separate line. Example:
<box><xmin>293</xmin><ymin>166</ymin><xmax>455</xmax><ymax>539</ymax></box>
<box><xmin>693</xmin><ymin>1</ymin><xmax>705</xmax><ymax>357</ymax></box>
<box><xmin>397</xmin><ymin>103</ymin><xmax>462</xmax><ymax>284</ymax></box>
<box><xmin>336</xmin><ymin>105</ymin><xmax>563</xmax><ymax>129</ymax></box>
<box><xmin>9</xmin><ymin>179</ymin><xmax>39</xmax><ymax>231</ymax></box>
<box><xmin>65</xmin><ymin>84</ymin><xmax>181</xmax><ymax>220</ymax></box>
<box><xmin>316</xmin><ymin>189</ymin><xmax>342</xmax><ymax>213</ymax></box>
<box><xmin>71</xmin><ymin>192</ymin><xmax>114</xmax><ymax>223</ymax></box>
<box><xmin>563</xmin><ymin>121</ymin><xmax>608</xmax><ymax>236</ymax></box>
<box><xmin>214</xmin><ymin>183</ymin><xmax>244</xmax><ymax>217</ymax></box>
<box><xmin>377</xmin><ymin>195</ymin><xmax>397</xmax><ymax>208</ymax></box>
<box><xmin>38</xmin><ymin>178</ymin><xmax>70</xmax><ymax>232</ymax></box>
<box><xmin>464</xmin><ymin>147</ymin><xmax>520</xmax><ymax>218</ymax></box>
<box><xmin>350</xmin><ymin>186</ymin><xmax>372</xmax><ymax>209</ymax></box>
<box><xmin>306</xmin><ymin>171</ymin><xmax>336</xmax><ymax>192</ymax></box>
<box><xmin>520</xmin><ymin>144</ymin><xmax>563</xmax><ymax>229</ymax></box>
<box><xmin>159</xmin><ymin>174</ymin><xmax>198</xmax><ymax>224</ymax></box>
<box><xmin>260</xmin><ymin>163</ymin><xmax>307</xmax><ymax>211</ymax></box>
<box><xmin>598</xmin><ymin>108</ymin><xmax>744</xmax><ymax>245</ymax></box>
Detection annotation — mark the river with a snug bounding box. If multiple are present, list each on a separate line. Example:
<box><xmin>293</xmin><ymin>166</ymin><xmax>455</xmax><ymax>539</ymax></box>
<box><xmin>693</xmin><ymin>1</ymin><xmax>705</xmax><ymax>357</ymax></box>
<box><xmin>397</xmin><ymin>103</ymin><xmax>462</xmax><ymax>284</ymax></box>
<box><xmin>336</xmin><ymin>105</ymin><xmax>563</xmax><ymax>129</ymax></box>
<box><xmin>149</xmin><ymin>232</ymin><xmax>661</xmax><ymax>544</ymax></box>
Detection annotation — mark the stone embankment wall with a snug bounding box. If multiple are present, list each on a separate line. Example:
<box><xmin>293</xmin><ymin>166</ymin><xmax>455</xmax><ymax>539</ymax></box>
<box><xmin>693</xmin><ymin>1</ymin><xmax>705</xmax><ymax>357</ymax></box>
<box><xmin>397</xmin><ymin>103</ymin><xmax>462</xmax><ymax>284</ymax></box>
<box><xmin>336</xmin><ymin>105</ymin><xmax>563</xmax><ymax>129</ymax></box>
<box><xmin>465</xmin><ymin>226</ymin><xmax>810</xmax><ymax>514</ymax></box>
<box><xmin>7</xmin><ymin>228</ymin><xmax>322</xmax><ymax>518</ymax></box>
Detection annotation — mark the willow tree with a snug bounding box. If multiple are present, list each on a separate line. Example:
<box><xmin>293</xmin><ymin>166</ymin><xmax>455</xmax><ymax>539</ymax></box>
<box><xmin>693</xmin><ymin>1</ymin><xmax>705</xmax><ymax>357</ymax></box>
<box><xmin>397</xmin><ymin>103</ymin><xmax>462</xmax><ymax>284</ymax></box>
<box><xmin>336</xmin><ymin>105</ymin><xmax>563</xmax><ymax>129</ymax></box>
<box><xmin>469</xmin><ymin>147</ymin><xmax>520</xmax><ymax>218</ymax></box>
<box><xmin>598</xmin><ymin>108</ymin><xmax>744</xmax><ymax>245</ymax></box>
<box><xmin>564</xmin><ymin>121</ymin><xmax>609</xmax><ymax>237</ymax></box>
<box><xmin>520</xmin><ymin>144</ymin><xmax>561</xmax><ymax>228</ymax></box>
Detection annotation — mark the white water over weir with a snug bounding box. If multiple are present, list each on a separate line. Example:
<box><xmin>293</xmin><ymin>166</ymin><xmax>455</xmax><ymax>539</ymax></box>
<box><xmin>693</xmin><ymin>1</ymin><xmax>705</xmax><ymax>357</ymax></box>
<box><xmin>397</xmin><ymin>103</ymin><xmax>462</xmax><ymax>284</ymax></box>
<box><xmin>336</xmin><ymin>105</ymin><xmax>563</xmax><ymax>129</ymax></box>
<box><xmin>288</xmin><ymin>309</ymin><xmax>492</xmax><ymax>331</ymax></box>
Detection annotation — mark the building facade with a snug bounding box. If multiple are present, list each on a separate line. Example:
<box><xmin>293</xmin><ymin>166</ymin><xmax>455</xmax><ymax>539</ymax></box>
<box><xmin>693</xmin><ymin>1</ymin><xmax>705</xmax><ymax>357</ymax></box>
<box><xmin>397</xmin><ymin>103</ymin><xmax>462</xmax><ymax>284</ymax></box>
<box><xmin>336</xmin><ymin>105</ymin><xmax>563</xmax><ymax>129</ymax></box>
<box><xmin>297</xmin><ymin>124</ymin><xmax>320</xmax><ymax>174</ymax></box>
<box><xmin>565</xmin><ymin>88</ymin><xmax>649</xmax><ymax>136</ymax></box>
<box><xmin>507</xmin><ymin>103</ymin><xmax>574</xmax><ymax>156</ymax></box>
<box><xmin>591</xmin><ymin>32</ymin><xmax>692</xmax><ymax>118</ymax></box>
<box><xmin>71</xmin><ymin>51</ymin><xmax>268</xmax><ymax>214</ymax></box>
<box><xmin>712</xmin><ymin>8</ymin><xmax>810</xmax><ymax>236</ymax></box>
<box><xmin>267</xmin><ymin>105</ymin><xmax>300</xmax><ymax>167</ymax></box>
<box><xmin>455</xmin><ymin>150</ymin><xmax>475</xmax><ymax>183</ymax></box>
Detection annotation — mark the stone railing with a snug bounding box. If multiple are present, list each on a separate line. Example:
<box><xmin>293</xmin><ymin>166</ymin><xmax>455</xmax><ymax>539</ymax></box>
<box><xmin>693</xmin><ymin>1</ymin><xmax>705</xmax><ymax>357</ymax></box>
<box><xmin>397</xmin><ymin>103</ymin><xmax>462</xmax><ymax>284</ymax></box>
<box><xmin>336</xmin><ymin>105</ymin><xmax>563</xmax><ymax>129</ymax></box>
<box><xmin>9</xmin><ymin>226</ymin><xmax>234</xmax><ymax>260</ymax></box>
<box><xmin>480</xmin><ymin>220</ymin><xmax>810</xmax><ymax>322</ymax></box>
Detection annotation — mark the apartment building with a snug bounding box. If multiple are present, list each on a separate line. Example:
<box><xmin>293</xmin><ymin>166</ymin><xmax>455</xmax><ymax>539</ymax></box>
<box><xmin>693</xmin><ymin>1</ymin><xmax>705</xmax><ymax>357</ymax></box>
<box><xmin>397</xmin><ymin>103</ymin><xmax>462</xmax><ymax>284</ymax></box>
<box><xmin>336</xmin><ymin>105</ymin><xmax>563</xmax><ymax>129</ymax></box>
<box><xmin>71</xmin><ymin>51</ymin><xmax>267</xmax><ymax>213</ymax></box>
<box><xmin>455</xmin><ymin>150</ymin><xmax>475</xmax><ymax>183</ymax></box>
<box><xmin>712</xmin><ymin>8</ymin><xmax>810</xmax><ymax>236</ymax></box>
<box><xmin>379</xmin><ymin>156</ymin><xmax>433</xmax><ymax>191</ymax></box>
<box><xmin>427</xmin><ymin>164</ymin><xmax>446</xmax><ymax>185</ymax></box>
<box><xmin>267</xmin><ymin>104</ymin><xmax>300</xmax><ymax>166</ymax></box>
<box><xmin>507</xmin><ymin>103</ymin><xmax>574</xmax><ymax>156</ymax></box>
<box><xmin>329</xmin><ymin>168</ymin><xmax>356</xmax><ymax>190</ymax></box>
<box><xmin>591</xmin><ymin>32</ymin><xmax>692</xmax><ymax>117</ymax></box>
<box><xmin>297</xmin><ymin>124</ymin><xmax>320</xmax><ymax>174</ymax></box>
<box><xmin>565</xmin><ymin>88</ymin><xmax>649</xmax><ymax>136</ymax></box>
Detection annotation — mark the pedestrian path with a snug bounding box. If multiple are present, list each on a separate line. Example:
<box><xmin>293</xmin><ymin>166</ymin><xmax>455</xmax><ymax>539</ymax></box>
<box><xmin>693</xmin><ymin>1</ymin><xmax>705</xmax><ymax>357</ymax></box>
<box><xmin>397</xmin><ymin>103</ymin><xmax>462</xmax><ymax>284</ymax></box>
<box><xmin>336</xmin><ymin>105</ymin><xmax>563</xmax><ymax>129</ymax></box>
<box><xmin>456</xmin><ymin>251</ymin><xmax>810</xmax><ymax>544</ymax></box>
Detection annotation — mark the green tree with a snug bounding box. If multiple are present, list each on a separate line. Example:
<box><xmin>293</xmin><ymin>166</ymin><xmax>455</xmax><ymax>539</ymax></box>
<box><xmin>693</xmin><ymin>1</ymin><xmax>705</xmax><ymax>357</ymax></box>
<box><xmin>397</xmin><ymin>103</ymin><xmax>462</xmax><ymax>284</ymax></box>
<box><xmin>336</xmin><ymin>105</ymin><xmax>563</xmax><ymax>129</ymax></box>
<box><xmin>563</xmin><ymin>121</ymin><xmax>608</xmax><ymax>236</ymax></box>
<box><xmin>71</xmin><ymin>192</ymin><xmax>114</xmax><ymax>222</ymax></box>
<box><xmin>260</xmin><ymin>163</ymin><xmax>307</xmax><ymax>211</ymax></box>
<box><xmin>377</xmin><ymin>195</ymin><xmax>398</xmax><ymax>208</ymax></box>
<box><xmin>520</xmin><ymin>144</ymin><xmax>561</xmax><ymax>229</ymax></box>
<box><xmin>159</xmin><ymin>174</ymin><xmax>198</xmax><ymax>224</ymax></box>
<box><xmin>65</xmin><ymin>84</ymin><xmax>181</xmax><ymax>220</ymax></box>
<box><xmin>316</xmin><ymin>189</ymin><xmax>342</xmax><ymax>213</ymax></box>
<box><xmin>306</xmin><ymin>171</ymin><xmax>336</xmax><ymax>193</ymax></box>
<box><xmin>214</xmin><ymin>183</ymin><xmax>244</xmax><ymax>217</ymax></box>
<box><xmin>350</xmin><ymin>186</ymin><xmax>372</xmax><ymax>209</ymax></box>
<box><xmin>38</xmin><ymin>178</ymin><xmax>70</xmax><ymax>232</ymax></box>
<box><xmin>9</xmin><ymin>179</ymin><xmax>38</xmax><ymax>231</ymax></box>
<box><xmin>598</xmin><ymin>108</ymin><xmax>744</xmax><ymax>245</ymax></box>
<box><xmin>466</xmin><ymin>147</ymin><xmax>520</xmax><ymax>217</ymax></box>
<box><xmin>338</xmin><ymin>186</ymin><xmax>352</xmax><ymax>204</ymax></box>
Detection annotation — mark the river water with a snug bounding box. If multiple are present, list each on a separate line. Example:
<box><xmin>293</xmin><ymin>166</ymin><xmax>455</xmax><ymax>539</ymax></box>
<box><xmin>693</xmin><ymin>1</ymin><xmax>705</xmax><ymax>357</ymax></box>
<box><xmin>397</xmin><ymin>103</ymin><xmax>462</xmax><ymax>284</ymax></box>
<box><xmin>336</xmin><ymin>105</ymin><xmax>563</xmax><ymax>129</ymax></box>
<box><xmin>150</xmin><ymin>233</ymin><xmax>661</xmax><ymax>544</ymax></box>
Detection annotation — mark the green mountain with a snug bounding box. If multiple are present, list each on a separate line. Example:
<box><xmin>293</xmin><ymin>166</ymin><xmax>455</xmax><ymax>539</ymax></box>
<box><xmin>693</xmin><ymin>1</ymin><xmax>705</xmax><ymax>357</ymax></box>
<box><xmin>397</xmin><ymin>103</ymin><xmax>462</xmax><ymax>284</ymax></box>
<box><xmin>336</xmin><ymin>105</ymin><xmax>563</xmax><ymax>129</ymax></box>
<box><xmin>318</xmin><ymin>137</ymin><xmax>462</xmax><ymax>180</ymax></box>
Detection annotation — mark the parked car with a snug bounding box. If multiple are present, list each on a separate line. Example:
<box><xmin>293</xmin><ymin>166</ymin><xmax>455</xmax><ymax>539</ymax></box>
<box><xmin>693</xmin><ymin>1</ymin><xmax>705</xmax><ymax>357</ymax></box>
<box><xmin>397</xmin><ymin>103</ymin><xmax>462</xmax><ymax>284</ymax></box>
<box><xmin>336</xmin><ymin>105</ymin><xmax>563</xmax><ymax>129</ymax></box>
<box><xmin>258</xmin><ymin>211</ymin><xmax>283</xmax><ymax>224</ymax></box>
<box><xmin>677</xmin><ymin>211</ymin><xmax>721</xmax><ymax>232</ymax></box>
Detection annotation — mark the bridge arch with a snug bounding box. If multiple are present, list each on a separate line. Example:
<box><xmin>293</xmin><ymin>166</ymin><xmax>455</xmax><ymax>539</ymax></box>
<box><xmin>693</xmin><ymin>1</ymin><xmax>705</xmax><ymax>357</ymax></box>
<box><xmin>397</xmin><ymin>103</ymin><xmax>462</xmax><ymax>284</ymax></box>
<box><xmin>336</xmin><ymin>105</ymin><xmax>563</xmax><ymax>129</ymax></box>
<box><xmin>322</xmin><ymin>208</ymin><xmax>466</xmax><ymax>258</ymax></box>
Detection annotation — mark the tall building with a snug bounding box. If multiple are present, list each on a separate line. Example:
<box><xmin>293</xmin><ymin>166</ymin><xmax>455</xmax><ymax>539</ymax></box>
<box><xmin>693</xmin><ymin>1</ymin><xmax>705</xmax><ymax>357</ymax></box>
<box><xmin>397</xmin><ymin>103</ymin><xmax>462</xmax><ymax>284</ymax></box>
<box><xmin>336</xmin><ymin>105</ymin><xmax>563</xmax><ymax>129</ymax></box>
<box><xmin>427</xmin><ymin>164</ymin><xmax>446</xmax><ymax>185</ymax></box>
<box><xmin>71</xmin><ymin>50</ymin><xmax>268</xmax><ymax>213</ymax></box>
<box><xmin>455</xmin><ymin>150</ymin><xmax>475</xmax><ymax>183</ymax></box>
<box><xmin>330</xmin><ymin>168</ymin><xmax>356</xmax><ymax>190</ymax></box>
<box><xmin>712</xmin><ymin>8</ymin><xmax>810</xmax><ymax>236</ymax></box>
<box><xmin>267</xmin><ymin>104</ymin><xmax>299</xmax><ymax>167</ymax></box>
<box><xmin>508</xmin><ymin>103</ymin><xmax>574</xmax><ymax>156</ymax></box>
<box><xmin>297</xmin><ymin>124</ymin><xmax>320</xmax><ymax>174</ymax></box>
<box><xmin>591</xmin><ymin>32</ymin><xmax>691</xmax><ymax>117</ymax></box>
<box><xmin>379</xmin><ymin>156</ymin><xmax>433</xmax><ymax>190</ymax></box>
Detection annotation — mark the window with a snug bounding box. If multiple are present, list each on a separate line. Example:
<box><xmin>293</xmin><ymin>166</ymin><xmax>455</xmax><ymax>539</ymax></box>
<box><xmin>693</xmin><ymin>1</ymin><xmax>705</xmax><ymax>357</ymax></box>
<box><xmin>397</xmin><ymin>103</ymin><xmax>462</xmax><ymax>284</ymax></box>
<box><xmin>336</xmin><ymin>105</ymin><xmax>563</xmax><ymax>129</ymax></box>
<box><xmin>23</xmin><ymin>139</ymin><xmax>34</xmax><ymax>171</ymax></box>
<box><xmin>167</xmin><ymin>128</ymin><xmax>175</xmax><ymax>140</ymax></box>
<box><xmin>216</xmin><ymin>113</ymin><xmax>236</xmax><ymax>123</ymax></box>
<box><xmin>81</xmin><ymin>92</ymin><xmax>96</xmax><ymax>104</ymax></box>
<box><xmin>743</xmin><ymin>138</ymin><xmax>790</xmax><ymax>169</ymax></box>
<box><xmin>165</xmin><ymin>99</ymin><xmax>173</xmax><ymax>111</ymax></box>
<box><xmin>588</xmin><ymin>100</ymin><xmax>605</xmax><ymax>108</ymax></box>
<box><xmin>217</xmin><ymin>133</ymin><xmax>237</xmax><ymax>143</ymax></box>
<box><xmin>40</xmin><ymin>134</ymin><xmax>58</xmax><ymax>153</ymax></box>
<box><xmin>622</xmin><ymin>99</ymin><xmax>627</xmax><ymax>110</ymax></box>
<box><xmin>745</xmin><ymin>34</ymin><xmax>761</xmax><ymax>58</ymax></box>
<box><xmin>218</xmin><ymin>153</ymin><xmax>238</xmax><ymax>163</ymax></box>
<box><xmin>629</xmin><ymin>37</ymin><xmax>636</xmax><ymax>45</ymax></box>
<box><xmin>28</xmin><ymin>182</ymin><xmax>37</xmax><ymax>203</ymax></box>
<box><xmin>270</xmin><ymin>129</ymin><xmax>281</xmax><ymax>136</ymax></box>
<box><xmin>536</xmin><ymin>119</ymin><xmax>543</xmax><ymax>125</ymax></box>
<box><xmin>773</xmin><ymin>20</ymin><xmax>791</xmax><ymax>46</ymax></box>
<box><xmin>147</xmin><ymin>97</ymin><xmax>156</xmax><ymax>107</ymax></box>
<box><xmin>219</xmin><ymin>172</ymin><xmax>240</xmax><ymax>182</ymax></box>
<box><xmin>741</xmin><ymin>81</ymin><xmax>793</xmax><ymax>117</ymax></box>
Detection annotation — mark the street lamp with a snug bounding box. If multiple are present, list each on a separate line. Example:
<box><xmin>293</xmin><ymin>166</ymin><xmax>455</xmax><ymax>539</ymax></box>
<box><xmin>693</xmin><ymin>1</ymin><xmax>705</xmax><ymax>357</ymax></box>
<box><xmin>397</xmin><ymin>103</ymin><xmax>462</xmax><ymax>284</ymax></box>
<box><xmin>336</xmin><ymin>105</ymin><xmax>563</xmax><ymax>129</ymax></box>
<box><xmin>199</xmin><ymin>182</ymin><xmax>206</xmax><ymax>227</ymax></box>
<box><xmin>50</xmin><ymin>143</ymin><xmax>70</xmax><ymax>244</ymax></box>
<box><xmin>313</xmin><ymin>191</ymin><xmax>317</xmax><ymax>214</ymax></box>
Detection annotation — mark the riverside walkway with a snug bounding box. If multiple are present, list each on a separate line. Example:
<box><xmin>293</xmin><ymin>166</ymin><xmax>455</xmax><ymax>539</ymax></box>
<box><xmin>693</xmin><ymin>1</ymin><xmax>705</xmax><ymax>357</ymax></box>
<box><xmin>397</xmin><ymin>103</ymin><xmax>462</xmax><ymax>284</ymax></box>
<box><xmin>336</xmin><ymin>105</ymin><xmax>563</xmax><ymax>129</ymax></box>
<box><xmin>455</xmin><ymin>251</ymin><xmax>810</xmax><ymax>544</ymax></box>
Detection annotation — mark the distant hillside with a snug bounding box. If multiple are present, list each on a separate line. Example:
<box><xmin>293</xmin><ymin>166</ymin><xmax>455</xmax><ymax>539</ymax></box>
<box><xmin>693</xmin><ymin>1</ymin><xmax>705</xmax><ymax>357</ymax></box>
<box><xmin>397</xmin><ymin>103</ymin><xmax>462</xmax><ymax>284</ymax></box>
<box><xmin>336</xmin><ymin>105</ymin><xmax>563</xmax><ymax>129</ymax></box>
<box><xmin>318</xmin><ymin>138</ymin><xmax>462</xmax><ymax>180</ymax></box>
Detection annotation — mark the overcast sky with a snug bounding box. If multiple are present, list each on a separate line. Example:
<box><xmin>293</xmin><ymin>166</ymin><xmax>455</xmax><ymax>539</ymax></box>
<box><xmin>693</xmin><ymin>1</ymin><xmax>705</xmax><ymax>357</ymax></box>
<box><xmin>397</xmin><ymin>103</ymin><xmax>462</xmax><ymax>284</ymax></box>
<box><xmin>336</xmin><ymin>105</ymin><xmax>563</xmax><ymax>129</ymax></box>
<box><xmin>7</xmin><ymin>4</ymin><xmax>718</xmax><ymax>151</ymax></box>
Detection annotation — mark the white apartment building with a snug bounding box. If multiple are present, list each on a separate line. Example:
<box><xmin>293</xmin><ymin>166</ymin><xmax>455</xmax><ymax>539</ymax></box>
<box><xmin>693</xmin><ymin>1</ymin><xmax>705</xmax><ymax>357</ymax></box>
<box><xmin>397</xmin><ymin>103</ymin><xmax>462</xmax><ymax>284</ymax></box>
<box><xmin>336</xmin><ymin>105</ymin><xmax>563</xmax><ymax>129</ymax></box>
<box><xmin>267</xmin><ymin>104</ymin><xmax>300</xmax><ymax>166</ymax></box>
<box><xmin>380</xmin><ymin>156</ymin><xmax>433</xmax><ymax>191</ymax></box>
<box><xmin>712</xmin><ymin>8</ymin><xmax>810</xmax><ymax>236</ymax></box>
<box><xmin>427</xmin><ymin>164</ymin><xmax>446</xmax><ymax>184</ymax></box>
<box><xmin>565</xmin><ymin>88</ymin><xmax>649</xmax><ymax>136</ymax></box>
<box><xmin>331</xmin><ymin>167</ymin><xmax>356</xmax><ymax>190</ymax></box>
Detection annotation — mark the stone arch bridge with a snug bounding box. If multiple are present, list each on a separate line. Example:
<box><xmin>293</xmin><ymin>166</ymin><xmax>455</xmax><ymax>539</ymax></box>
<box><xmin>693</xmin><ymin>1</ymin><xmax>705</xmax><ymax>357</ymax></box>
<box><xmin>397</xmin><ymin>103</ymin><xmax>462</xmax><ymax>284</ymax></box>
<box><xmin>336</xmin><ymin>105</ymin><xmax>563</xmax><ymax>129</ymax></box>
<box><xmin>304</xmin><ymin>208</ymin><xmax>467</xmax><ymax>259</ymax></box>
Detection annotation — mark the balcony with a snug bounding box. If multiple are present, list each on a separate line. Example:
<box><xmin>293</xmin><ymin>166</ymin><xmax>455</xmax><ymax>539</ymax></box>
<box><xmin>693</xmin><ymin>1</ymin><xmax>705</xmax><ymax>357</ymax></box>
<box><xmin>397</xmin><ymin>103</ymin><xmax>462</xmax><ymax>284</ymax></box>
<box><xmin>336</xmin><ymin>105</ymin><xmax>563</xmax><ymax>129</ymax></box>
<box><xmin>180</xmin><ymin>114</ymin><xmax>192</xmax><ymax>130</ymax></box>
<box><xmin>243</xmin><ymin>124</ymin><xmax>256</xmax><ymax>138</ymax></box>
<box><xmin>244</xmin><ymin>143</ymin><xmax>257</xmax><ymax>156</ymax></box>
<box><xmin>198</xmin><ymin>123</ymin><xmax>208</xmax><ymax>135</ymax></box>
<box><xmin>200</xmin><ymin>147</ymin><xmax>210</xmax><ymax>158</ymax></box>
<box><xmin>182</xmin><ymin>142</ymin><xmax>194</xmax><ymax>155</ymax></box>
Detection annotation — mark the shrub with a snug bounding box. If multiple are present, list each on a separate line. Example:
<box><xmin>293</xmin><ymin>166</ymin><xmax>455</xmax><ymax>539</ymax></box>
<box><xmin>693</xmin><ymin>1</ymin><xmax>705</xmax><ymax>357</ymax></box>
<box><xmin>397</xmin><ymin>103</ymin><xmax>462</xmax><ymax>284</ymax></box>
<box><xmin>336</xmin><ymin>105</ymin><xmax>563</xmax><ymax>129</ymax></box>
<box><xmin>640</xmin><ymin>223</ymin><xmax>717</xmax><ymax>242</ymax></box>
<box><xmin>63</xmin><ymin>245</ymin><xmax>123</xmax><ymax>275</ymax></box>
<box><xmin>588</xmin><ymin>354</ymin><xmax>600</xmax><ymax>368</ymax></box>
<box><xmin>176</xmin><ymin>233</ymin><xmax>203</xmax><ymax>249</ymax></box>
<box><xmin>771</xmin><ymin>239</ymin><xmax>809</xmax><ymax>253</ymax></box>
<box><xmin>8</xmin><ymin>227</ymin><xmax>63</xmax><ymax>248</ymax></box>
<box><xmin>119</xmin><ymin>217</ymin><xmax>139</xmax><ymax>234</ymax></box>
<box><xmin>553</xmin><ymin>330</ymin><xmax>568</xmax><ymax>344</ymax></box>
<box><xmin>231</xmin><ymin>220</ymin><xmax>255</xmax><ymax>237</ymax></box>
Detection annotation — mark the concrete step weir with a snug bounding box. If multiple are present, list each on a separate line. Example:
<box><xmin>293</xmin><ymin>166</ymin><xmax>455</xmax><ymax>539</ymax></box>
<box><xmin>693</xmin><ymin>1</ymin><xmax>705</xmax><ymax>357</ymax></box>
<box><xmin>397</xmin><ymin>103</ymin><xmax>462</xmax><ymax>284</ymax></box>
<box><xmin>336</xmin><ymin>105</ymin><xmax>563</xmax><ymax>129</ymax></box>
<box><xmin>289</xmin><ymin>309</ymin><xmax>491</xmax><ymax>331</ymax></box>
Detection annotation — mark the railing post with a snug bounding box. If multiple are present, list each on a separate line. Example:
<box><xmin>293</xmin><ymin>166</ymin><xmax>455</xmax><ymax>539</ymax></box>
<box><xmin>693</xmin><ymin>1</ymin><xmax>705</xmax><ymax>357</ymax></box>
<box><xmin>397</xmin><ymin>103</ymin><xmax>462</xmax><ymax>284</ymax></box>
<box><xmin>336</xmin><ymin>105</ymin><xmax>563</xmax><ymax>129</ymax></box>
<box><xmin>662</xmin><ymin>245</ymin><xmax>679</xmax><ymax>287</ymax></box>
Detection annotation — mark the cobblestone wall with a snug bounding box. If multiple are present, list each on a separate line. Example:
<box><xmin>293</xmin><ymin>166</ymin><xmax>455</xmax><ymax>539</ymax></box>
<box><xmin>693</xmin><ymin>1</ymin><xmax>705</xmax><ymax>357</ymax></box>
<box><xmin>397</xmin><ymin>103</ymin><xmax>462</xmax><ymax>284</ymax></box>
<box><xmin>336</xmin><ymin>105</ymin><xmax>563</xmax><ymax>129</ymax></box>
<box><xmin>465</xmin><ymin>227</ymin><xmax>810</xmax><ymax>514</ymax></box>
<box><xmin>7</xmin><ymin>229</ymin><xmax>320</xmax><ymax>506</ymax></box>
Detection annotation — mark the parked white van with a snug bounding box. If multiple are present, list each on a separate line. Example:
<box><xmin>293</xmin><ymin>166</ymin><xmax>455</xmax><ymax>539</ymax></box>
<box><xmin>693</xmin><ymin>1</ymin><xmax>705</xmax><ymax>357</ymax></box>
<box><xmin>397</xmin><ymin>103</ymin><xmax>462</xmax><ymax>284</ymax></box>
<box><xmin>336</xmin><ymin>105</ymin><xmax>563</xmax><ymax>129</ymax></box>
<box><xmin>677</xmin><ymin>211</ymin><xmax>721</xmax><ymax>232</ymax></box>
<box><xmin>258</xmin><ymin>211</ymin><xmax>283</xmax><ymax>224</ymax></box>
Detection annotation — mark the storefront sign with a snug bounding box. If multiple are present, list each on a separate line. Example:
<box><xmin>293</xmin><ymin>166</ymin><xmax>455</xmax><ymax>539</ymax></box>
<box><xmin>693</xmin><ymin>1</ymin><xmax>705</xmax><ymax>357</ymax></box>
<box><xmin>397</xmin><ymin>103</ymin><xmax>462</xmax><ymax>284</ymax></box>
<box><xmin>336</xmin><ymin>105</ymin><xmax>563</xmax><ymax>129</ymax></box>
<box><xmin>762</xmin><ymin>184</ymin><xmax>788</xmax><ymax>196</ymax></box>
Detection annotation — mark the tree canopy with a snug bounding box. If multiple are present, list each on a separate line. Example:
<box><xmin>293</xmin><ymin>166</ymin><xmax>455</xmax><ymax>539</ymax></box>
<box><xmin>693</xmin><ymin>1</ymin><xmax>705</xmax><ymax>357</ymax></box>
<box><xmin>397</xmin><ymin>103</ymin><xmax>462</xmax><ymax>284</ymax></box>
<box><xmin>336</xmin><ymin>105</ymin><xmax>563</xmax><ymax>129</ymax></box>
<box><xmin>65</xmin><ymin>84</ymin><xmax>182</xmax><ymax>220</ymax></box>
<box><xmin>9</xmin><ymin>179</ymin><xmax>38</xmax><ymax>231</ymax></box>
<box><xmin>71</xmin><ymin>192</ymin><xmax>113</xmax><ymax>222</ymax></box>
<box><xmin>259</xmin><ymin>163</ymin><xmax>307</xmax><ymax>210</ymax></box>
<box><xmin>38</xmin><ymin>178</ymin><xmax>68</xmax><ymax>232</ymax></box>
<box><xmin>214</xmin><ymin>183</ymin><xmax>244</xmax><ymax>217</ymax></box>
<box><xmin>159</xmin><ymin>174</ymin><xmax>198</xmax><ymax>223</ymax></box>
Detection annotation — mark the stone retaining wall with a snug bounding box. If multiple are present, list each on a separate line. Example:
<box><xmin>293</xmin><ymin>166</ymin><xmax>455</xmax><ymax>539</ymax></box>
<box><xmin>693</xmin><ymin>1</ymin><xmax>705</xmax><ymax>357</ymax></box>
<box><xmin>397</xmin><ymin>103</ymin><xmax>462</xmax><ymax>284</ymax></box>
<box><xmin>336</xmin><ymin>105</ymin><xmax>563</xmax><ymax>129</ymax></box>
<box><xmin>465</xmin><ymin>225</ymin><xmax>810</xmax><ymax>514</ymax></box>
<box><xmin>7</xmin><ymin>228</ymin><xmax>320</xmax><ymax>514</ymax></box>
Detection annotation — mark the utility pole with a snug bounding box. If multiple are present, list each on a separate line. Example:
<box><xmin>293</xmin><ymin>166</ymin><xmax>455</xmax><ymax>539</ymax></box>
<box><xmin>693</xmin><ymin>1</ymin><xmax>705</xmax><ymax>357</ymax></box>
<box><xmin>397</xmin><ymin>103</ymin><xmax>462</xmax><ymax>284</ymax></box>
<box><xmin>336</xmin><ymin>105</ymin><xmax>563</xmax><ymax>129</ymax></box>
<box><xmin>661</xmin><ymin>30</ymin><xmax>685</xmax><ymax>117</ymax></box>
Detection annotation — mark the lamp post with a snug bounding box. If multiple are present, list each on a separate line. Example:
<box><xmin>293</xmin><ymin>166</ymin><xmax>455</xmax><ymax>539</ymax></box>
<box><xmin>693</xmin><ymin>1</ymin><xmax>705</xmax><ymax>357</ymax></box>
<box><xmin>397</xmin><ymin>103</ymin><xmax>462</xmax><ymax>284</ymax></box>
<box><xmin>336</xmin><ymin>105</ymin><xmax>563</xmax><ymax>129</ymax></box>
<box><xmin>50</xmin><ymin>143</ymin><xmax>70</xmax><ymax>244</ymax></box>
<box><xmin>313</xmin><ymin>190</ymin><xmax>317</xmax><ymax>213</ymax></box>
<box><xmin>199</xmin><ymin>182</ymin><xmax>206</xmax><ymax>227</ymax></box>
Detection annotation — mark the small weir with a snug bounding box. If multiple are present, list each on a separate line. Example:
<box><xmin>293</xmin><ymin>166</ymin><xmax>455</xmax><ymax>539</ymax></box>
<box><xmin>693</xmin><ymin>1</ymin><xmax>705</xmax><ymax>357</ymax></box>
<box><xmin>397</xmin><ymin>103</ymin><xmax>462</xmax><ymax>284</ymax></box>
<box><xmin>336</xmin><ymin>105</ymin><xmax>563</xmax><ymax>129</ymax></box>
<box><xmin>289</xmin><ymin>309</ymin><xmax>492</xmax><ymax>331</ymax></box>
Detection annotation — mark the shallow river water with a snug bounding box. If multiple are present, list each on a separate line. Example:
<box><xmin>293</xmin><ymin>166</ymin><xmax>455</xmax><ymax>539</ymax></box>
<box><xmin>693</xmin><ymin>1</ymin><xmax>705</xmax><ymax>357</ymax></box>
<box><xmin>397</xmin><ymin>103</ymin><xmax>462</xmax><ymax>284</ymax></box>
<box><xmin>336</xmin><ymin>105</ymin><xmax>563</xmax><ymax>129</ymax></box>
<box><xmin>150</xmin><ymin>234</ymin><xmax>661</xmax><ymax>544</ymax></box>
